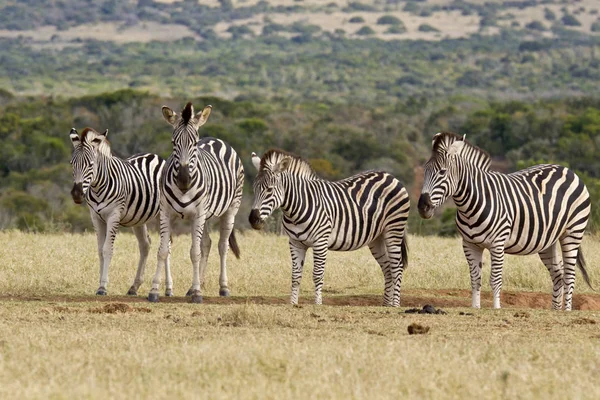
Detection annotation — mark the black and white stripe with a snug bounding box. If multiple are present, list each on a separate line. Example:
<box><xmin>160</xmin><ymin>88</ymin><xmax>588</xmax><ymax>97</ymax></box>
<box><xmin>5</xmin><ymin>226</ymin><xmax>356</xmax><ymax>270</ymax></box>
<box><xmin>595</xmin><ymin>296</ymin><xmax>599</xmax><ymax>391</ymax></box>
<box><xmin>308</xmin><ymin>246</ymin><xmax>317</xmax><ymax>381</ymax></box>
<box><xmin>149</xmin><ymin>102</ymin><xmax>244</xmax><ymax>303</ymax></box>
<box><xmin>418</xmin><ymin>132</ymin><xmax>592</xmax><ymax>310</ymax></box>
<box><xmin>69</xmin><ymin>127</ymin><xmax>167</xmax><ymax>296</ymax></box>
<box><xmin>249</xmin><ymin>149</ymin><xmax>410</xmax><ymax>306</ymax></box>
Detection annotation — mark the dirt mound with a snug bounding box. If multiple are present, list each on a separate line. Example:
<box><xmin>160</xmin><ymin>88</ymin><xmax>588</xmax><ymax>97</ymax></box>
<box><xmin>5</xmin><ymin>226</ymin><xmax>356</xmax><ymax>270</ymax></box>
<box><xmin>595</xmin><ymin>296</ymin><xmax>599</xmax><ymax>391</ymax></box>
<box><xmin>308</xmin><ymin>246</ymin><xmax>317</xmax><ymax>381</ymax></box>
<box><xmin>2</xmin><ymin>290</ymin><xmax>600</xmax><ymax>310</ymax></box>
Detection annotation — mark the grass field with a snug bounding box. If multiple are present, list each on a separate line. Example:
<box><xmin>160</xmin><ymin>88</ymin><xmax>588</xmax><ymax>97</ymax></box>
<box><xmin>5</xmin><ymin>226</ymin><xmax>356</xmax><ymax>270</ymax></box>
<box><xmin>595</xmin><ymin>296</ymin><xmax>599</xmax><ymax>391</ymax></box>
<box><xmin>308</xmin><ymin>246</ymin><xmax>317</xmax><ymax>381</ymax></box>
<box><xmin>1</xmin><ymin>231</ymin><xmax>600</xmax><ymax>399</ymax></box>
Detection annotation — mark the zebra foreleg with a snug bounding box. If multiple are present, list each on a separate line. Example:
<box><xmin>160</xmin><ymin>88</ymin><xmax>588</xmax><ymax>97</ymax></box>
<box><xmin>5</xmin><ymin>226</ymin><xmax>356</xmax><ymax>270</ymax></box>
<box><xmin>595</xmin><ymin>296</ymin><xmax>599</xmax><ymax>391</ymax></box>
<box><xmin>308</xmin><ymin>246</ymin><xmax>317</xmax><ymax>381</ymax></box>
<box><xmin>186</xmin><ymin>223</ymin><xmax>211</xmax><ymax>296</ymax></box>
<box><xmin>97</xmin><ymin>215</ymin><xmax>121</xmax><ymax>296</ymax></box>
<box><xmin>539</xmin><ymin>243</ymin><xmax>564</xmax><ymax>310</ymax></box>
<box><xmin>127</xmin><ymin>224</ymin><xmax>151</xmax><ymax>296</ymax></box>
<box><xmin>289</xmin><ymin>241</ymin><xmax>307</xmax><ymax>305</ymax></box>
<box><xmin>189</xmin><ymin>213</ymin><xmax>207</xmax><ymax>303</ymax></box>
<box><xmin>91</xmin><ymin>213</ymin><xmax>107</xmax><ymax>296</ymax></box>
<box><xmin>149</xmin><ymin>208</ymin><xmax>171</xmax><ymax>302</ymax></box>
<box><xmin>462</xmin><ymin>242</ymin><xmax>484</xmax><ymax>309</ymax></box>
<box><xmin>489</xmin><ymin>245</ymin><xmax>505</xmax><ymax>309</ymax></box>
<box><xmin>368</xmin><ymin>237</ymin><xmax>392</xmax><ymax>307</ymax></box>
<box><xmin>312</xmin><ymin>242</ymin><xmax>329</xmax><ymax>305</ymax></box>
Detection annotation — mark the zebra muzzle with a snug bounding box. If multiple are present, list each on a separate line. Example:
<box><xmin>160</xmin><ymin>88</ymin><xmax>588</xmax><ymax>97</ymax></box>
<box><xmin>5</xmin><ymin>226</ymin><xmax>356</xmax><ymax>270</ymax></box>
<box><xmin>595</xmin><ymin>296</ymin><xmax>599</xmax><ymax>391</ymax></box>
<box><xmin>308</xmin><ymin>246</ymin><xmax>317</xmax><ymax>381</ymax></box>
<box><xmin>417</xmin><ymin>193</ymin><xmax>434</xmax><ymax>219</ymax></box>
<box><xmin>176</xmin><ymin>165</ymin><xmax>192</xmax><ymax>192</ymax></box>
<box><xmin>71</xmin><ymin>183</ymin><xmax>84</xmax><ymax>204</ymax></box>
<box><xmin>249</xmin><ymin>209</ymin><xmax>264</xmax><ymax>230</ymax></box>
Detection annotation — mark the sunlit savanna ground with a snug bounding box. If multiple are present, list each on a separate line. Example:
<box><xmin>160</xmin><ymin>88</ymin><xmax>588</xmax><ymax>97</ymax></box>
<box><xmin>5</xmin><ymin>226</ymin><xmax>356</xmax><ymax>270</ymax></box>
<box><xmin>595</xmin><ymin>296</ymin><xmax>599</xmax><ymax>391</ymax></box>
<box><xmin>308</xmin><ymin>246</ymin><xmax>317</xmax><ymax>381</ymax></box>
<box><xmin>1</xmin><ymin>231</ymin><xmax>599</xmax><ymax>399</ymax></box>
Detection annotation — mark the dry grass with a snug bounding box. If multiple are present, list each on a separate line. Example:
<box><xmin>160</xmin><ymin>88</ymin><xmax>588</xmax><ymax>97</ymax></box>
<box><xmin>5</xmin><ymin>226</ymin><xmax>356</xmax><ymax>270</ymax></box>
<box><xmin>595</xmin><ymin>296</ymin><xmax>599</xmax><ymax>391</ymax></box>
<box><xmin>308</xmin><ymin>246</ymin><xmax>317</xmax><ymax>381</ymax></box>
<box><xmin>1</xmin><ymin>231</ymin><xmax>600</xmax><ymax>399</ymax></box>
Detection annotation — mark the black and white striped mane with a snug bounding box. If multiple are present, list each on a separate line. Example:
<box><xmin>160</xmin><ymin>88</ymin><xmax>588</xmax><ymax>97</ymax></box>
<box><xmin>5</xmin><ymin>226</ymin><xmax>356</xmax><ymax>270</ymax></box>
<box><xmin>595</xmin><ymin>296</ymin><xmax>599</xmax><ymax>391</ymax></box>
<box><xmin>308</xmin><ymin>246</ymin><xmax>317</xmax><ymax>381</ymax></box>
<box><xmin>181</xmin><ymin>102</ymin><xmax>194</xmax><ymax>124</ymax></box>
<box><xmin>432</xmin><ymin>131</ymin><xmax>491</xmax><ymax>171</ymax></box>
<box><xmin>261</xmin><ymin>149</ymin><xmax>318</xmax><ymax>179</ymax></box>
<box><xmin>80</xmin><ymin>127</ymin><xmax>112</xmax><ymax>156</ymax></box>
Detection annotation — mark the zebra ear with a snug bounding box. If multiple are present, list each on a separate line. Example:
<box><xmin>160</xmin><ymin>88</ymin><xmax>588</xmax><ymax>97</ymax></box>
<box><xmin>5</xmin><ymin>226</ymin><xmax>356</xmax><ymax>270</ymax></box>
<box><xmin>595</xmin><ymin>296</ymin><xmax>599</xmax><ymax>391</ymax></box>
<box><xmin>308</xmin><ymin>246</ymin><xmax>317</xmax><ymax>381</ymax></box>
<box><xmin>274</xmin><ymin>157</ymin><xmax>291</xmax><ymax>173</ymax></box>
<box><xmin>162</xmin><ymin>106</ymin><xmax>179</xmax><ymax>126</ymax></box>
<box><xmin>194</xmin><ymin>105</ymin><xmax>212</xmax><ymax>128</ymax></box>
<box><xmin>432</xmin><ymin>132</ymin><xmax>442</xmax><ymax>147</ymax></box>
<box><xmin>69</xmin><ymin>128</ymin><xmax>80</xmax><ymax>148</ymax></box>
<box><xmin>101</xmin><ymin>129</ymin><xmax>108</xmax><ymax>138</ymax></box>
<box><xmin>251</xmin><ymin>152</ymin><xmax>261</xmax><ymax>171</ymax></box>
<box><xmin>447</xmin><ymin>139</ymin><xmax>465</xmax><ymax>157</ymax></box>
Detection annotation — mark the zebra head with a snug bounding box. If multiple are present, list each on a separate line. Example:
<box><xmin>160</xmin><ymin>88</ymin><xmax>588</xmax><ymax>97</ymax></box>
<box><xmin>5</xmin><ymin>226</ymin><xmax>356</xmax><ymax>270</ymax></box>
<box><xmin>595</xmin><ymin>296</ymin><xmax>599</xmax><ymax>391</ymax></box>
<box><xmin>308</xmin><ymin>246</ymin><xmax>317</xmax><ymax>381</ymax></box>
<box><xmin>249</xmin><ymin>151</ymin><xmax>291</xmax><ymax>230</ymax></box>
<box><xmin>162</xmin><ymin>102</ymin><xmax>212</xmax><ymax>193</ymax></box>
<box><xmin>418</xmin><ymin>132</ymin><xmax>466</xmax><ymax>219</ymax></box>
<box><xmin>69</xmin><ymin>128</ymin><xmax>108</xmax><ymax>204</ymax></box>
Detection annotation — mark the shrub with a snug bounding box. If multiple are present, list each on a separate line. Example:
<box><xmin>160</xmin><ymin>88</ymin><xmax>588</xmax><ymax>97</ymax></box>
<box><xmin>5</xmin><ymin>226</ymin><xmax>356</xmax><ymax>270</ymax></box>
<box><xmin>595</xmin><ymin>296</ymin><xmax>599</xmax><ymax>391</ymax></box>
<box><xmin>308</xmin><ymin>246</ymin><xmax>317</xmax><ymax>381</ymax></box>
<box><xmin>418</xmin><ymin>23</ymin><xmax>439</xmax><ymax>32</ymax></box>
<box><xmin>591</xmin><ymin>21</ymin><xmax>600</xmax><ymax>32</ymax></box>
<box><xmin>376</xmin><ymin>15</ymin><xmax>402</xmax><ymax>25</ymax></box>
<box><xmin>349</xmin><ymin>16</ymin><xmax>365</xmax><ymax>23</ymax></box>
<box><xmin>385</xmin><ymin>25</ymin><xmax>406</xmax><ymax>34</ymax></box>
<box><xmin>355</xmin><ymin>25</ymin><xmax>375</xmax><ymax>35</ymax></box>
<box><xmin>525</xmin><ymin>20</ymin><xmax>546</xmax><ymax>31</ymax></box>
<box><xmin>561</xmin><ymin>14</ymin><xmax>582</xmax><ymax>26</ymax></box>
<box><xmin>544</xmin><ymin>8</ymin><xmax>556</xmax><ymax>21</ymax></box>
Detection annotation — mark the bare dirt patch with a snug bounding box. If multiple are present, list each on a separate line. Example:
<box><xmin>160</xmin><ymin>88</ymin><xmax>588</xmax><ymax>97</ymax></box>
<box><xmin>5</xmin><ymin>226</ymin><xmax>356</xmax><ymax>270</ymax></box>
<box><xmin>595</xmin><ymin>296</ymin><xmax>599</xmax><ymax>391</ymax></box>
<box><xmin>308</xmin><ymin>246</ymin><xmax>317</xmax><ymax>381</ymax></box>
<box><xmin>3</xmin><ymin>289</ymin><xmax>600</xmax><ymax>310</ymax></box>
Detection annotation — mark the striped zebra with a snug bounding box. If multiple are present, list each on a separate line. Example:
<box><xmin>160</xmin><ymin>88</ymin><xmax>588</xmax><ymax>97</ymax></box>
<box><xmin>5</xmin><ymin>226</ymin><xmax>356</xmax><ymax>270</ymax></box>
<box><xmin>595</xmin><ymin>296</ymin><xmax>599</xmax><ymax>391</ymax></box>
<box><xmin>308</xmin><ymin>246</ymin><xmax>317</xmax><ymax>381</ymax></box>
<box><xmin>249</xmin><ymin>150</ymin><xmax>410</xmax><ymax>306</ymax></box>
<box><xmin>148</xmin><ymin>102</ymin><xmax>244</xmax><ymax>303</ymax></box>
<box><xmin>69</xmin><ymin>127</ymin><xmax>169</xmax><ymax>296</ymax></box>
<box><xmin>418</xmin><ymin>132</ymin><xmax>592</xmax><ymax>310</ymax></box>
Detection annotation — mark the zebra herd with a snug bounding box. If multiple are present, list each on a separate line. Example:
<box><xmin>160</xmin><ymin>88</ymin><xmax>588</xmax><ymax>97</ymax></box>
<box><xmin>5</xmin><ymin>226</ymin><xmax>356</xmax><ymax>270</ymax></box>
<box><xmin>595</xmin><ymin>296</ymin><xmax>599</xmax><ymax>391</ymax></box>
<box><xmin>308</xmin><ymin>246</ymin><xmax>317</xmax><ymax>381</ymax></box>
<box><xmin>69</xmin><ymin>102</ymin><xmax>593</xmax><ymax>311</ymax></box>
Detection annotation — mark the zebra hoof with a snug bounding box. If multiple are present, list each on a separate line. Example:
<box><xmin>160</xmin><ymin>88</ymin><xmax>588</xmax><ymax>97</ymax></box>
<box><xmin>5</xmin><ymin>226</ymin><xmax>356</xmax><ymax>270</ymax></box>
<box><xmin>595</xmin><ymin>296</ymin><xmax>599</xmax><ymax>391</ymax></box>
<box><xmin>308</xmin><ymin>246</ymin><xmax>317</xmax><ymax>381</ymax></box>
<box><xmin>165</xmin><ymin>289</ymin><xmax>174</xmax><ymax>297</ymax></box>
<box><xmin>185</xmin><ymin>288</ymin><xmax>193</xmax><ymax>297</ymax></box>
<box><xmin>127</xmin><ymin>287</ymin><xmax>137</xmax><ymax>296</ymax></box>
<box><xmin>148</xmin><ymin>292</ymin><xmax>160</xmax><ymax>303</ymax></box>
<box><xmin>219</xmin><ymin>288</ymin><xmax>230</xmax><ymax>297</ymax></box>
<box><xmin>191</xmin><ymin>294</ymin><xmax>203</xmax><ymax>304</ymax></box>
<box><xmin>96</xmin><ymin>288</ymin><xmax>107</xmax><ymax>296</ymax></box>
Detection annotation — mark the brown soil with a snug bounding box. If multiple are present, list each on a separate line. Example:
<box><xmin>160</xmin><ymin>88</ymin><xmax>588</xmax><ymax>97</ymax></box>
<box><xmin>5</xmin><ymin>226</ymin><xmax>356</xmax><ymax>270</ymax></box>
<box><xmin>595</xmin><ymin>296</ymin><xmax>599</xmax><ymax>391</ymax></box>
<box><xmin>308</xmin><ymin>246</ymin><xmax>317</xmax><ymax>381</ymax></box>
<box><xmin>2</xmin><ymin>289</ymin><xmax>600</xmax><ymax>310</ymax></box>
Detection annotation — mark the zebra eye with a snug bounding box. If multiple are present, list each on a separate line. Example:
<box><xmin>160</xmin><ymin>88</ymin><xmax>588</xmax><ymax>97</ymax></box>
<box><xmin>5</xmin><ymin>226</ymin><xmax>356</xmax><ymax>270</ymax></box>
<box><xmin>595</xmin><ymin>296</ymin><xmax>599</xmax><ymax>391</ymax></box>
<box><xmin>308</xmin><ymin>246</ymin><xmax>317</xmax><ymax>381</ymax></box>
<box><xmin>439</xmin><ymin>169</ymin><xmax>447</xmax><ymax>176</ymax></box>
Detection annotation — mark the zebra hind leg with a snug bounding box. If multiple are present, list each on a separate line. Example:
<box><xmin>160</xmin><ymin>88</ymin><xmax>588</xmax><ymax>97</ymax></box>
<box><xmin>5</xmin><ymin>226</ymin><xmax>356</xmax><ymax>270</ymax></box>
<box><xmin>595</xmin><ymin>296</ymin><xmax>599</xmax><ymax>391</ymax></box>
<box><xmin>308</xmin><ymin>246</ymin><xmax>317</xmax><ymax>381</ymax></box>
<box><xmin>384</xmin><ymin>231</ymin><xmax>406</xmax><ymax>307</ymax></box>
<box><xmin>539</xmin><ymin>243</ymin><xmax>564</xmax><ymax>310</ymax></box>
<box><xmin>127</xmin><ymin>224</ymin><xmax>151</xmax><ymax>296</ymax></box>
<box><xmin>560</xmin><ymin>234</ymin><xmax>585</xmax><ymax>311</ymax></box>
<box><xmin>368</xmin><ymin>236</ymin><xmax>392</xmax><ymax>307</ymax></box>
<box><xmin>217</xmin><ymin>208</ymin><xmax>239</xmax><ymax>297</ymax></box>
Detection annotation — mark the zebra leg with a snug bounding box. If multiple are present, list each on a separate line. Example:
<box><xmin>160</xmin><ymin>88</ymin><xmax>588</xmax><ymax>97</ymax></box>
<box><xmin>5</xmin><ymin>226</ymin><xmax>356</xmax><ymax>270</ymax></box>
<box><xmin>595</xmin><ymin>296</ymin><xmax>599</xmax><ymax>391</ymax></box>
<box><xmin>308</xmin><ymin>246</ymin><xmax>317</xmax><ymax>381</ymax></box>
<box><xmin>127</xmin><ymin>224</ymin><xmax>151</xmax><ymax>296</ymax></box>
<box><xmin>149</xmin><ymin>208</ymin><xmax>171</xmax><ymax>302</ymax></box>
<box><xmin>462</xmin><ymin>241</ymin><xmax>484</xmax><ymax>308</ymax></box>
<box><xmin>368</xmin><ymin>236</ymin><xmax>392</xmax><ymax>307</ymax></box>
<box><xmin>217</xmin><ymin>208</ymin><xmax>238</xmax><ymax>297</ymax></box>
<box><xmin>539</xmin><ymin>243</ymin><xmax>564</xmax><ymax>310</ymax></box>
<box><xmin>489</xmin><ymin>245</ymin><xmax>505</xmax><ymax>309</ymax></box>
<box><xmin>560</xmin><ymin>235</ymin><xmax>583</xmax><ymax>311</ymax></box>
<box><xmin>90</xmin><ymin>212</ymin><xmax>107</xmax><ymax>295</ymax></box>
<box><xmin>187</xmin><ymin>223</ymin><xmax>211</xmax><ymax>296</ymax></box>
<box><xmin>189</xmin><ymin>212</ymin><xmax>207</xmax><ymax>303</ymax></box>
<box><xmin>312</xmin><ymin>242</ymin><xmax>329</xmax><ymax>305</ymax></box>
<box><xmin>289</xmin><ymin>241</ymin><xmax>307</xmax><ymax>305</ymax></box>
<box><xmin>384</xmin><ymin>231</ymin><xmax>407</xmax><ymax>308</ymax></box>
<box><xmin>97</xmin><ymin>214</ymin><xmax>121</xmax><ymax>296</ymax></box>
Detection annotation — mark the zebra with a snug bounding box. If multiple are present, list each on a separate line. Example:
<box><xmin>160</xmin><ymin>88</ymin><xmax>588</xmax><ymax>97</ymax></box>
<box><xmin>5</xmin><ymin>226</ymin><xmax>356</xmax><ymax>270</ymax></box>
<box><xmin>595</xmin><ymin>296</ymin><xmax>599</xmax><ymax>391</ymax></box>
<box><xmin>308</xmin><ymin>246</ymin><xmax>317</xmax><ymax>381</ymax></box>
<box><xmin>249</xmin><ymin>149</ymin><xmax>410</xmax><ymax>306</ymax></box>
<box><xmin>148</xmin><ymin>102</ymin><xmax>244</xmax><ymax>303</ymax></box>
<box><xmin>69</xmin><ymin>127</ymin><xmax>170</xmax><ymax>296</ymax></box>
<box><xmin>418</xmin><ymin>132</ymin><xmax>592</xmax><ymax>310</ymax></box>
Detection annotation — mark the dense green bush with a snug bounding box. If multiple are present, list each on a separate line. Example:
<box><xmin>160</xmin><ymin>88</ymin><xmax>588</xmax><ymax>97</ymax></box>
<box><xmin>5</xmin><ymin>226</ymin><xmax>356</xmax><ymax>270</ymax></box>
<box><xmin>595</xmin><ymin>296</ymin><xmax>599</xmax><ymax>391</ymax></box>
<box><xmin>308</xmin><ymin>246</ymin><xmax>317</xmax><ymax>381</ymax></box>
<box><xmin>377</xmin><ymin>15</ymin><xmax>402</xmax><ymax>25</ymax></box>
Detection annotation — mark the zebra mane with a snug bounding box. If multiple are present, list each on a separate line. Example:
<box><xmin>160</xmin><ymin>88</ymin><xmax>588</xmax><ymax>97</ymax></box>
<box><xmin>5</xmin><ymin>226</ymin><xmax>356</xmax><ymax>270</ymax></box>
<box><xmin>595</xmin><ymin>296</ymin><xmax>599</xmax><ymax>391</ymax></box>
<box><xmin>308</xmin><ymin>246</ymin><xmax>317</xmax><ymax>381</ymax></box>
<box><xmin>80</xmin><ymin>127</ymin><xmax>112</xmax><ymax>156</ymax></box>
<box><xmin>181</xmin><ymin>102</ymin><xmax>194</xmax><ymax>124</ymax></box>
<box><xmin>432</xmin><ymin>132</ymin><xmax>491</xmax><ymax>171</ymax></box>
<box><xmin>261</xmin><ymin>149</ymin><xmax>318</xmax><ymax>179</ymax></box>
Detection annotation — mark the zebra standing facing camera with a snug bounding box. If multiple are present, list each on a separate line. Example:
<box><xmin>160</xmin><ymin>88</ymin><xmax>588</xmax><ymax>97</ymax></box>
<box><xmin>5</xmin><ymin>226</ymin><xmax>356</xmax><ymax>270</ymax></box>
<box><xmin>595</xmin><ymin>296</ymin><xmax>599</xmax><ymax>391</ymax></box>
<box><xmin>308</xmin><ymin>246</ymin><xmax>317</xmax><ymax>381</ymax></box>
<box><xmin>418</xmin><ymin>132</ymin><xmax>592</xmax><ymax>310</ymax></box>
<box><xmin>69</xmin><ymin>127</ymin><xmax>170</xmax><ymax>296</ymax></box>
<box><xmin>148</xmin><ymin>102</ymin><xmax>244</xmax><ymax>303</ymax></box>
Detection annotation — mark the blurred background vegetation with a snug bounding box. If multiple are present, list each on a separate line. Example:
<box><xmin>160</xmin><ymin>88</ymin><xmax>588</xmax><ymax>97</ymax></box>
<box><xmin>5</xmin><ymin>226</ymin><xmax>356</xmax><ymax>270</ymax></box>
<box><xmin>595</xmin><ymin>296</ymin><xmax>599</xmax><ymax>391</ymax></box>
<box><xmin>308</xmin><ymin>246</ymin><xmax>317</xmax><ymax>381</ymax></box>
<box><xmin>0</xmin><ymin>0</ymin><xmax>599</xmax><ymax>236</ymax></box>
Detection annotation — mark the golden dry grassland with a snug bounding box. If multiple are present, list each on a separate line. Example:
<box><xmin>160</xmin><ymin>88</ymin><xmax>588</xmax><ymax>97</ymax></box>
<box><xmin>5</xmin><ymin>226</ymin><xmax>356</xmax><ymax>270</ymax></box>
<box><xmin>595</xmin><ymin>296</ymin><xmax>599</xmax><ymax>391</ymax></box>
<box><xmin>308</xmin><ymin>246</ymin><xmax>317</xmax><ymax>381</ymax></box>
<box><xmin>0</xmin><ymin>231</ymin><xmax>600</xmax><ymax>399</ymax></box>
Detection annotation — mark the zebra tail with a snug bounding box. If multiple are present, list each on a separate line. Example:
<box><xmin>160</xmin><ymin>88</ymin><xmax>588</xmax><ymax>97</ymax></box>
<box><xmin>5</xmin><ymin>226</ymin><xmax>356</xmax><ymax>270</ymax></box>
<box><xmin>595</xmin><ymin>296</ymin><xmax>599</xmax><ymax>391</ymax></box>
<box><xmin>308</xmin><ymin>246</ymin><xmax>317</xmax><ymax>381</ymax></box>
<box><xmin>229</xmin><ymin>230</ymin><xmax>241</xmax><ymax>259</ymax></box>
<box><xmin>577</xmin><ymin>249</ymin><xmax>594</xmax><ymax>290</ymax></box>
<box><xmin>401</xmin><ymin>235</ymin><xmax>408</xmax><ymax>269</ymax></box>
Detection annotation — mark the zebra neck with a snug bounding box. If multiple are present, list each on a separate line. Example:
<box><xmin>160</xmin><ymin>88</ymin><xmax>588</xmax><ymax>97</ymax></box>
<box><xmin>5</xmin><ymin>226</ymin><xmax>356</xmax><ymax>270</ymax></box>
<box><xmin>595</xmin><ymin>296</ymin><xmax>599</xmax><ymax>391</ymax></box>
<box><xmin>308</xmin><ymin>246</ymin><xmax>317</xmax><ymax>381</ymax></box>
<box><xmin>90</xmin><ymin>152</ymin><xmax>117</xmax><ymax>190</ymax></box>
<box><xmin>452</xmin><ymin>165</ymin><xmax>494</xmax><ymax>216</ymax></box>
<box><xmin>279</xmin><ymin>174</ymin><xmax>316</xmax><ymax>219</ymax></box>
